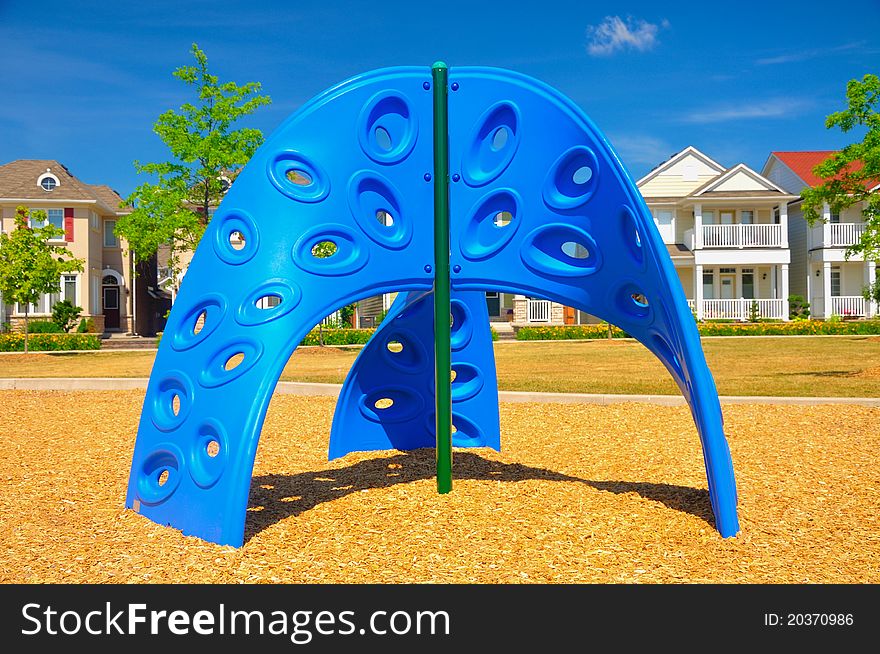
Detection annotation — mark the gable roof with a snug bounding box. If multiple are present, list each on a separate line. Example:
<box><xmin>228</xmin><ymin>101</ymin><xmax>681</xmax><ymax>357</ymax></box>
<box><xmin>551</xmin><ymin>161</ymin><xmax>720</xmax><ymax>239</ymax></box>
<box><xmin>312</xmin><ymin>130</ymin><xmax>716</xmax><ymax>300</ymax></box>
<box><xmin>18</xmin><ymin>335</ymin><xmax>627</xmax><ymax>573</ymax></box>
<box><xmin>691</xmin><ymin>163</ymin><xmax>792</xmax><ymax>197</ymax></box>
<box><xmin>636</xmin><ymin>145</ymin><xmax>725</xmax><ymax>186</ymax></box>
<box><xmin>768</xmin><ymin>151</ymin><xmax>836</xmax><ymax>188</ymax></box>
<box><xmin>89</xmin><ymin>184</ymin><xmax>130</xmax><ymax>214</ymax></box>
<box><xmin>0</xmin><ymin>159</ymin><xmax>130</xmax><ymax>214</ymax></box>
<box><xmin>768</xmin><ymin>151</ymin><xmax>879</xmax><ymax>192</ymax></box>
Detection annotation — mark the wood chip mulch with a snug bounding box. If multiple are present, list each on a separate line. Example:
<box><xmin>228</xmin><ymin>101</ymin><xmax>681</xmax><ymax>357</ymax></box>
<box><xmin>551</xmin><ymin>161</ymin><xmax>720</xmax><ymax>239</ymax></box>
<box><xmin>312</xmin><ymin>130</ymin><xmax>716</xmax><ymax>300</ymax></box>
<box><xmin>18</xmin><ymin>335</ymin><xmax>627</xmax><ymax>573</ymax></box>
<box><xmin>1</xmin><ymin>390</ymin><xmax>877</xmax><ymax>583</ymax></box>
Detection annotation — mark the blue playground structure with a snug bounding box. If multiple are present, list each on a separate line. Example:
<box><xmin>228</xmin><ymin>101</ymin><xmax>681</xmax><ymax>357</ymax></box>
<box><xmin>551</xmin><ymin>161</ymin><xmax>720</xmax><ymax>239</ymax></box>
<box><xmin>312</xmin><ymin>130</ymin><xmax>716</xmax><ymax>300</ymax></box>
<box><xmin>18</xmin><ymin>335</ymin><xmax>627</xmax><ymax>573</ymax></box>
<box><xmin>125</xmin><ymin>64</ymin><xmax>739</xmax><ymax>546</ymax></box>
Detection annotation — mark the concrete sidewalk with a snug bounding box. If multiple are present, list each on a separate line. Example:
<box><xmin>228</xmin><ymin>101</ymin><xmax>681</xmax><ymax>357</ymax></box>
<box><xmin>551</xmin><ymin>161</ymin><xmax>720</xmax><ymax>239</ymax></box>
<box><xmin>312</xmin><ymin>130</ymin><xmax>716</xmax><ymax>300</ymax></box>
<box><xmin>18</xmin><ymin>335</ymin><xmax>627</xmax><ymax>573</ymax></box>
<box><xmin>1</xmin><ymin>377</ymin><xmax>878</xmax><ymax>406</ymax></box>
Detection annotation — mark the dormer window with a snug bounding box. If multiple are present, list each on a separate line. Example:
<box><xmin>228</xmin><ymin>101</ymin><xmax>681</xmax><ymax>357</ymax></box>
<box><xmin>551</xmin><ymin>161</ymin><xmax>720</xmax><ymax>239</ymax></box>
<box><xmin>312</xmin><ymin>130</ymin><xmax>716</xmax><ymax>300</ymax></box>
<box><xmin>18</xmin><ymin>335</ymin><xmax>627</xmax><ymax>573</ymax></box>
<box><xmin>37</xmin><ymin>170</ymin><xmax>60</xmax><ymax>191</ymax></box>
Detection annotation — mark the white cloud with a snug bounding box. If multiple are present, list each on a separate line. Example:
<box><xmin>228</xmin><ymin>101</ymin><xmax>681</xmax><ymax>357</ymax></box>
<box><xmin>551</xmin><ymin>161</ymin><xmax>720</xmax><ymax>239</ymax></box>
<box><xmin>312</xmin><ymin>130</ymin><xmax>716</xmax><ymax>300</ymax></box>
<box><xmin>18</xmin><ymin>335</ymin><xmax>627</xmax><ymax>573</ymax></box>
<box><xmin>680</xmin><ymin>98</ymin><xmax>812</xmax><ymax>124</ymax></box>
<box><xmin>756</xmin><ymin>41</ymin><xmax>864</xmax><ymax>65</ymax></box>
<box><xmin>585</xmin><ymin>16</ymin><xmax>669</xmax><ymax>56</ymax></box>
<box><xmin>607</xmin><ymin>134</ymin><xmax>675</xmax><ymax>167</ymax></box>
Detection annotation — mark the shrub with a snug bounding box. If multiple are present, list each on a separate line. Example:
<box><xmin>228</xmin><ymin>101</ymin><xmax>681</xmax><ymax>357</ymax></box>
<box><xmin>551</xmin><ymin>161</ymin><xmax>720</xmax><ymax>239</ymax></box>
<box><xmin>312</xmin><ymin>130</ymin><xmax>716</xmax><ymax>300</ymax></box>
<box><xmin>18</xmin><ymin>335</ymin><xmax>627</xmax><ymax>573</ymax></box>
<box><xmin>300</xmin><ymin>328</ymin><xmax>375</xmax><ymax>346</ymax></box>
<box><xmin>788</xmin><ymin>294</ymin><xmax>810</xmax><ymax>320</ymax></box>
<box><xmin>0</xmin><ymin>333</ymin><xmax>101</xmax><ymax>352</ymax></box>
<box><xmin>515</xmin><ymin>320</ymin><xmax>880</xmax><ymax>340</ymax></box>
<box><xmin>490</xmin><ymin>326</ymin><xmax>499</xmax><ymax>341</ymax></box>
<box><xmin>516</xmin><ymin>324</ymin><xmax>629</xmax><ymax>340</ymax></box>
<box><xmin>51</xmin><ymin>300</ymin><xmax>83</xmax><ymax>332</ymax></box>
<box><xmin>747</xmin><ymin>300</ymin><xmax>760</xmax><ymax>323</ymax></box>
<box><xmin>76</xmin><ymin>317</ymin><xmax>96</xmax><ymax>333</ymax></box>
<box><xmin>27</xmin><ymin>320</ymin><xmax>63</xmax><ymax>333</ymax></box>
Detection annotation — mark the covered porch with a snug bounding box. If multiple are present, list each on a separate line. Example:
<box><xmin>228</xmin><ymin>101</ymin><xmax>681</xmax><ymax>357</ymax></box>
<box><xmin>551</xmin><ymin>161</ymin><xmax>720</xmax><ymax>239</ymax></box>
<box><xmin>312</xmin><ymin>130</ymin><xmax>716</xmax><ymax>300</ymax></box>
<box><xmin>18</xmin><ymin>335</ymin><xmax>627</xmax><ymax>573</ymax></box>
<box><xmin>680</xmin><ymin>263</ymin><xmax>790</xmax><ymax>321</ymax></box>
<box><xmin>808</xmin><ymin>259</ymin><xmax>876</xmax><ymax>319</ymax></box>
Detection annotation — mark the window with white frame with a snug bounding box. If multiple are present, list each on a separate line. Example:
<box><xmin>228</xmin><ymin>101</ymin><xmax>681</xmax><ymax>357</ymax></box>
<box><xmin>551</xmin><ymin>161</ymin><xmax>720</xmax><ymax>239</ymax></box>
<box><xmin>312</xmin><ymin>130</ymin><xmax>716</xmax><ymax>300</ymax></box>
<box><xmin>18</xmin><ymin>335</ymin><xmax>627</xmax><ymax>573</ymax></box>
<box><xmin>830</xmin><ymin>212</ymin><xmax>840</xmax><ymax>224</ymax></box>
<box><xmin>15</xmin><ymin>274</ymin><xmax>78</xmax><ymax>315</ymax></box>
<box><xmin>90</xmin><ymin>211</ymin><xmax>99</xmax><ymax>230</ymax></box>
<box><xmin>104</xmin><ymin>220</ymin><xmax>118</xmax><ymax>247</ymax></box>
<box><xmin>830</xmin><ymin>267</ymin><xmax>841</xmax><ymax>297</ymax></box>
<box><xmin>28</xmin><ymin>208</ymin><xmax>63</xmax><ymax>232</ymax></box>
<box><xmin>702</xmin><ymin>268</ymin><xmax>714</xmax><ymax>299</ymax></box>
<box><xmin>47</xmin><ymin>208</ymin><xmax>63</xmax><ymax>231</ymax></box>
<box><xmin>702</xmin><ymin>210</ymin><xmax>715</xmax><ymax>224</ymax></box>
<box><xmin>740</xmin><ymin>210</ymin><xmax>754</xmax><ymax>224</ymax></box>
<box><xmin>773</xmin><ymin>207</ymin><xmax>780</xmax><ymax>224</ymax></box>
<box><xmin>741</xmin><ymin>268</ymin><xmax>755</xmax><ymax>299</ymax></box>
<box><xmin>38</xmin><ymin>172</ymin><xmax>59</xmax><ymax>191</ymax></box>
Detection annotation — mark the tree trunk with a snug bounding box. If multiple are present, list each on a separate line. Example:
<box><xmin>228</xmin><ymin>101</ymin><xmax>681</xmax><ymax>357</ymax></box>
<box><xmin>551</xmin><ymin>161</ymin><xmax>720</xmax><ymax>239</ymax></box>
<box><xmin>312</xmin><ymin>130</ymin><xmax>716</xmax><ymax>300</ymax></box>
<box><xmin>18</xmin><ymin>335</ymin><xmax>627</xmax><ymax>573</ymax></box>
<box><xmin>319</xmin><ymin>322</ymin><xmax>324</xmax><ymax>347</ymax></box>
<box><xmin>24</xmin><ymin>305</ymin><xmax>29</xmax><ymax>354</ymax></box>
<box><xmin>607</xmin><ymin>322</ymin><xmax>613</xmax><ymax>340</ymax></box>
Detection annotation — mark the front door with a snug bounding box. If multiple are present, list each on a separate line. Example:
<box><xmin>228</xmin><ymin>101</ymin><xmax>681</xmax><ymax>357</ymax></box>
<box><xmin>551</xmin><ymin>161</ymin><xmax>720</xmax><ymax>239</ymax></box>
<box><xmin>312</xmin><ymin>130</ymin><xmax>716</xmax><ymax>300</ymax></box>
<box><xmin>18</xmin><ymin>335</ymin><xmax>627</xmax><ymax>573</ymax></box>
<box><xmin>720</xmin><ymin>275</ymin><xmax>735</xmax><ymax>300</ymax></box>
<box><xmin>485</xmin><ymin>292</ymin><xmax>501</xmax><ymax>318</ymax></box>
<box><xmin>103</xmin><ymin>285</ymin><xmax>120</xmax><ymax>329</ymax></box>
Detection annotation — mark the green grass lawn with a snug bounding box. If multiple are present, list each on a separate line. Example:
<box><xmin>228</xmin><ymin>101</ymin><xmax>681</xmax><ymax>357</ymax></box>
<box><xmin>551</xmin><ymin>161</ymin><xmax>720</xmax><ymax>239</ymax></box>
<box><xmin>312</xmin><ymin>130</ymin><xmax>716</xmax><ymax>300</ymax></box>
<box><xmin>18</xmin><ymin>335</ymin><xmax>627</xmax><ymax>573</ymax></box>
<box><xmin>1</xmin><ymin>336</ymin><xmax>879</xmax><ymax>397</ymax></box>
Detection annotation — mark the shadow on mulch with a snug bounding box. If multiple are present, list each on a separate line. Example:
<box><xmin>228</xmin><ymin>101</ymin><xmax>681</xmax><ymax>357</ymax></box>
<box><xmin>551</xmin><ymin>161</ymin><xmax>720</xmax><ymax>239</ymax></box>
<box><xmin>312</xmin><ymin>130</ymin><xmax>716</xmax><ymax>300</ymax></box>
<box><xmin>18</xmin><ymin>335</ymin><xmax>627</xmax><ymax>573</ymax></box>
<box><xmin>244</xmin><ymin>449</ymin><xmax>713</xmax><ymax>542</ymax></box>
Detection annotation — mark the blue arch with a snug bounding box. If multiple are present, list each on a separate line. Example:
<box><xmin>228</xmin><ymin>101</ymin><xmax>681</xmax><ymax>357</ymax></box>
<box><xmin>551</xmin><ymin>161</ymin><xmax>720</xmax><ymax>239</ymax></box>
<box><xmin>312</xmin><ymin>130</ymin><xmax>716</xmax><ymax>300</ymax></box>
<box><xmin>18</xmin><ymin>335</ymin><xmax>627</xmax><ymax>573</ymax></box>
<box><xmin>125</xmin><ymin>65</ymin><xmax>738</xmax><ymax>547</ymax></box>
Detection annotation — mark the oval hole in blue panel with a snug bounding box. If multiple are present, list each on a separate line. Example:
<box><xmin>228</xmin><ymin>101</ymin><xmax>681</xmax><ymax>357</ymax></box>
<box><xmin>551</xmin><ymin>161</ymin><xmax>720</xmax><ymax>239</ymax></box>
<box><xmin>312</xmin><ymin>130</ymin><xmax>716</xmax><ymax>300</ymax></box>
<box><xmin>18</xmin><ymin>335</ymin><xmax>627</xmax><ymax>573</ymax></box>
<box><xmin>520</xmin><ymin>223</ymin><xmax>602</xmax><ymax>277</ymax></box>
<box><xmin>359</xmin><ymin>387</ymin><xmax>425</xmax><ymax>424</ymax></box>
<box><xmin>348</xmin><ymin>171</ymin><xmax>412</xmax><ymax>250</ymax></box>
<box><xmin>171</xmin><ymin>294</ymin><xmax>227</xmax><ymax>351</ymax></box>
<box><xmin>199</xmin><ymin>340</ymin><xmax>263</xmax><ymax>388</ymax></box>
<box><xmin>450</xmin><ymin>299</ymin><xmax>474</xmax><ymax>351</ymax></box>
<box><xmin>357</xmin><ymin>91</ymin><xmax>418</xmax><ymax>164</ymax></box>
<box><xmin>188</xmin><ymin>419</ymin><xmax>228</xmax><ymax>489</ymax></box>
<box><xmin>451</xmin><ymin>362</ymin><xmax>484</xmax><ymax>401</ymax></box>
<box><xmin>292</xmin><ymin>224</ymin><xmax>369</xmax><ymax>276</ymax></box>
<box><xmin>267</xmin><ymin>150</ymin><xmax>330</xmax><ymax>203</ymax></box>
<box><xmin>460</xmin><ymin>188</ymin><xmax>522</xmax><ymax>261</ymax></box>
<box><xmin>462</xmin><ymin>102</ymin><xmax>520</xmax><ymax>187</ymax></box>
<box><xmin>542</xmin><ymin>146</ymin><xmax>599</xmax><ymax>210</ymax></box>
<box><xmin>137</xmin><ymin>443</ymin><xmax>184</xmax><ymax>506</ymax></box>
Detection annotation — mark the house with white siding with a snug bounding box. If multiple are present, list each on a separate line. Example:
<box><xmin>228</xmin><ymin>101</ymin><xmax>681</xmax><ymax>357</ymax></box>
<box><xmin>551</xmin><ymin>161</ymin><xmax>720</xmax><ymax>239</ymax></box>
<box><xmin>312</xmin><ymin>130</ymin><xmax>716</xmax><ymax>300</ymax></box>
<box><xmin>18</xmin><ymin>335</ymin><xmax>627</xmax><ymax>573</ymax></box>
<box><xmin>636</xmin><ymin>146</ymin><xmax>798</xmax><ymax>321</ymax></box>
<box><xmin>763</xmin><ymin>151</ymin><xmax>878</xmax><ymax>319</ymax></box>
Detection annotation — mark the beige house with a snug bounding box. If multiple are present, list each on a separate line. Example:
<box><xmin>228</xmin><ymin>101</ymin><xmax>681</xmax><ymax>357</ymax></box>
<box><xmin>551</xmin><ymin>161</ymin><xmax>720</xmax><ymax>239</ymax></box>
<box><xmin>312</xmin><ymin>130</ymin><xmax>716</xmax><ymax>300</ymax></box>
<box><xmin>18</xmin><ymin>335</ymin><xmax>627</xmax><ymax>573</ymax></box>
<box><xmin>0</xmin><ymin>159</ymin><xmax>164</xmax><ymax>335</ymax></box>
<box><xmin>763</xmin><ymin>150</ymin><xmax>879</xmax><ymax>318</ymax></box>
<box><xmin>507</xmin><ymin>146</ymin><xmax>798</xmax><ymax>326</ymax></box>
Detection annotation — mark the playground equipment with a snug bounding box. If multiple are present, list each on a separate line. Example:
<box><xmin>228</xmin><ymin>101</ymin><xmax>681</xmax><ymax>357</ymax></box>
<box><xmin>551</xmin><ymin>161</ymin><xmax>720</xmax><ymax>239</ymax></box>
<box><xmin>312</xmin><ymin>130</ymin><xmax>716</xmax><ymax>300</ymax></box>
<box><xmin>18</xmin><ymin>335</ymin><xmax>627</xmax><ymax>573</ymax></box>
<box><xmin>126</xmin><ymin>63</ymin><xmax>739</xmax><ymax>546</ymax></box>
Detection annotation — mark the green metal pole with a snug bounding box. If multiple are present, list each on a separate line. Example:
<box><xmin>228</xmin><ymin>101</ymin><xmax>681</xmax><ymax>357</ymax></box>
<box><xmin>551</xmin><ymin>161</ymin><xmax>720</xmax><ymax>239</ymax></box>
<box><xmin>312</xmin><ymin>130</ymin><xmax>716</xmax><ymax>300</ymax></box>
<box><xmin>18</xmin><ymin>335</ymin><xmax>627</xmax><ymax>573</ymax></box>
<box><xmin>431</xmin><ymin>61</ymin><xmax>452</xmax><ymax>494</ymax></box>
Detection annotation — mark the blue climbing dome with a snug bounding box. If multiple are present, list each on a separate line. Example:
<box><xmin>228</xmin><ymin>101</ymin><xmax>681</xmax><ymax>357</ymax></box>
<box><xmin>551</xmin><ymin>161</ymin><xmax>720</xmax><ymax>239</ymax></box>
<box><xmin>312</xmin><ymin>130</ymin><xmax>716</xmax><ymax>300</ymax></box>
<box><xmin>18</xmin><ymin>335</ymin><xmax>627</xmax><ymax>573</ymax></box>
<box><xmin>125</xmin><ymin>65</ymin><xmax>739</xmax><ymax>547</ymax></box>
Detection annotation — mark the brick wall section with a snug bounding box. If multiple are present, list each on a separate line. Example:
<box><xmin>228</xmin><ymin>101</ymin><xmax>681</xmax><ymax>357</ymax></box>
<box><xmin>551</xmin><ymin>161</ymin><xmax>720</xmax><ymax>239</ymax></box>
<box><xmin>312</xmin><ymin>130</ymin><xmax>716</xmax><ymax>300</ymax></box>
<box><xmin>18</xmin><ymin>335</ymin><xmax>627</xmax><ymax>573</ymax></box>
<box><xmin>513</xmin><ymin>296</ymin><xmax>527</xmax><ymax>324</ymax></box>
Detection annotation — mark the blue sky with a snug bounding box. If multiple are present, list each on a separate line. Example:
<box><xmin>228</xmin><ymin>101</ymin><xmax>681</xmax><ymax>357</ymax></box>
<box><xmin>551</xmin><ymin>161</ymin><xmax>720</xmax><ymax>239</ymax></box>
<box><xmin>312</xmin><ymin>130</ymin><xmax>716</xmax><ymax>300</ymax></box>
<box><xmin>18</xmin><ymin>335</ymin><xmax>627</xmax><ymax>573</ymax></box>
<box><xmin>1</xmin><ymin>0</ymin><xmax>878</xmax><ymax>196</ymax></box>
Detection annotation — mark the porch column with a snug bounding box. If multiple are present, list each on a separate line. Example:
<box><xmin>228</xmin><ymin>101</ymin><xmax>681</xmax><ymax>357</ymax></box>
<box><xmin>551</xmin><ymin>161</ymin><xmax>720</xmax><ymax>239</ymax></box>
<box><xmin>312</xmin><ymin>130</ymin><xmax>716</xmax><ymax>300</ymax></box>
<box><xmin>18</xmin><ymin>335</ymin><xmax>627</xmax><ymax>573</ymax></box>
<box><xmin>780</xmin><ymin>264</ymin><xmax>790</xmax><ymax>321</ymax></box>
<box><xmin>779</xmin><ymin>202</ymin><xmax>789</xmax><ymax>248</ymax></box>
<box><xmin>867</xmin><ymin>261</ymin><xmax>877</xmax><ymax>318</ymax></box>
<box><xmin>694</xmin><ymin>203</ymin><xmax>703</xmax><ymax>249</ymax></box>
<box><xmin>822</xmin><ymin>202</ymin><xmax>831</xmax><ymax>246</ymax></box>
<box><xmin>735</xmin><ymin>268</ymin><xmax>742</xmax><ymax>300</ymax></box>
<box><xmin>822</xmin><ymin>261</ymin><xmax>832</xmax><ymax>318</ymax></box>
<box><xmin>695</xmin><ymin>264</ymin><xmax>704</xmax><ymax>320</ymax></box>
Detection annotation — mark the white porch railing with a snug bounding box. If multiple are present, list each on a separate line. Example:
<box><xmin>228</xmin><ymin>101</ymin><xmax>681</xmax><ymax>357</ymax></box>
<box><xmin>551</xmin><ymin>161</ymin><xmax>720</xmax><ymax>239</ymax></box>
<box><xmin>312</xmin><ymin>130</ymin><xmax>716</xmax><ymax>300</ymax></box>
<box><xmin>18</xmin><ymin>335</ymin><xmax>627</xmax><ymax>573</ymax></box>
<box><xmin>811</xmin><ymin>222</ymin><xmax>866</xmax><ymax>248</ymax></box>
<box><xmin>830</xmin><ymin>296</ymin><xmax>867</xmax><ymax>318</ymax></box>
<box><xmin>320</xmin><ymin>311</ymin><xmax>342</xmax><ymax>326</ymax></box>
<box><xmin>701</xmin><ymin>223</ymin><xmax>784</xmax><ymax>248</ymax></box>
<box><xmin>701</xmin><ymin>298</ymin><xmax>787</xmax><ymax>321</ymax></box>
<box><xmin>527</xmin><ymin>299</ymin><xmax>552</xmax><ymax>322</ymax></box>
<box><xmin>687</xmin><ymin>299</ymin><xmax>695</xmax><ymax>313</ymax></box>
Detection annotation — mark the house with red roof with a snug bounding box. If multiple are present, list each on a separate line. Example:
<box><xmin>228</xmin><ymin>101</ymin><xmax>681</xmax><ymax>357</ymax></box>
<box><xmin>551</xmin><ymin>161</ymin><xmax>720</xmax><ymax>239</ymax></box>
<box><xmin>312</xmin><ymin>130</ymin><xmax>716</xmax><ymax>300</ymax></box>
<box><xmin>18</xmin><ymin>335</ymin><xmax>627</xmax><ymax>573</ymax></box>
<box><xmin>763</xmin><ymin>151</ymin><xmax>878</xmax><ymax>319</ymax></box>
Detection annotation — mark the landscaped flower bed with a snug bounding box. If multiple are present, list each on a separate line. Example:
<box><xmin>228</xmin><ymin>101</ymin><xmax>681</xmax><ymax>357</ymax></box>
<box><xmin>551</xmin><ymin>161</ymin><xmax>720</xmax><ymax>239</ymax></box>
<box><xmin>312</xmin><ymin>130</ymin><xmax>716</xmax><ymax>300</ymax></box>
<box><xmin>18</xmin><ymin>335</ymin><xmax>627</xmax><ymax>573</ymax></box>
<box><xmin>300</xmin><ymin>328</ymin><xmax>376</xmax><ymax>346</ymax></box>
<box><xmin>517</xmin><ymin>320</ymin><xmax>880</xmax><ymax>340</ymax></box>
<box><xmin>0</xmin><ymin>333</ymin><xmax>102</xmax><ymax>352</ymax></box>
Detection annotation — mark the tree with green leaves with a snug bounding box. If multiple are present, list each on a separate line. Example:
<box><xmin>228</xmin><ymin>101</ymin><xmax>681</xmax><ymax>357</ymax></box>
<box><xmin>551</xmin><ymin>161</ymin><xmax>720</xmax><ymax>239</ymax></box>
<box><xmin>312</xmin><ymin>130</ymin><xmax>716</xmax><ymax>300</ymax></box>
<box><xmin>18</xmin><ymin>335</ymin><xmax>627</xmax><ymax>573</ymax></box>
<box><xmin>802</xmin><ymin>73</ymin><xmax>879</xmax><ymax>267</ymax></box>
<box><xmin>116</xmin><ymin>43</ymin><xmax>271</xmax><ymax>294</ymax></box>
<box><xmin>0</xmin><ymin>207</ymin><xmax>84</xmax><ymax>352</ymax></box>
<box><xmin>51</xmin><ymin>299</ymin><xmax>83</xmax><ymax>333</ymax></box>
